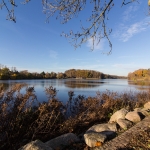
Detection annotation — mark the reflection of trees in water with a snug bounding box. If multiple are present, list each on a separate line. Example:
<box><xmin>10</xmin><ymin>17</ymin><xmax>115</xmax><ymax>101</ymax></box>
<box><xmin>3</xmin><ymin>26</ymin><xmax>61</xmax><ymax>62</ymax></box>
<box><xmin>128</xmin><ymin>81</ymin><xmax>150</xmax><ymax>86</ymax></box>
<box><xmin>135</xmin><ymin>87</ymin><xmax>150</xmax><ymax>91</ymax></box>
<box><xmin>64</xmin><ymin>80</ymin><xmax>104</xmax><ymax>88</ymax></box>
<box><xmin>0</xmin><ymin>83</ymin><xmax>10</xmax><ymax>91</ymax></box>
<box><xmin>128</xmin><ymin>81</ymin><xmax>150</xmax><ymax>91</ymax></box>
<box><xmin>0</xmin><ymin>83</ymin><xmax>27</xmax><ymax>92</ymax></box>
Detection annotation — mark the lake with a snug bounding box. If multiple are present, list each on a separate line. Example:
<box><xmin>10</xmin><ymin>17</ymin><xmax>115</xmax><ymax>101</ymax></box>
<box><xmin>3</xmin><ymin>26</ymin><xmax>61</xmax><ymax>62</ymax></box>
<box><xmin>0</xmin><ymin>79</ymin><xmax>150</xmax><ymax>102</ymax></box>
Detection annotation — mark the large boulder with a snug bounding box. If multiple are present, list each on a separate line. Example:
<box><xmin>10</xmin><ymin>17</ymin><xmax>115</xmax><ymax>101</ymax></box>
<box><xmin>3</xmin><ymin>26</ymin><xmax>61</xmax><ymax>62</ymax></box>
<box><xmin>84</xmin><ymin>132</ymin><xmax>107</xmax><ymax>147</ymax></box>
<box><xmin>109</xmin><ymin>108</ymin><xmax>128</xmax><ymax>123</ymax></box>
<box><xmin>84</xmin><ymin>123</ymin><xmax>117</xmax><ymax>147</ymax></box>
<box><xmin>134</xmin><ymin>107</ymin><xmax>150</xmax><ymax>117</ymax></box>
<box><xmin>144</xmin><ymin>101</ymin><xmax>150</xmax><ymax>110</ymax></box>
<box><xmin>134</xmin><ymin>108</ymin><xmax>142</xmax><ymax>112</ymax></box>
<box><xmin>86</xmin><ymin>123</ymin><xmax>117</xmax><ymax>133</ymax></box>
<box><xmin>18</xmin><ymin>140</ymin><xmax>53</xmax><ymax>150</ymax></box>
<box><xmin>125</xmin><ymin>111</ymin><xmax>144</xmax><ymax>123</ymax></box>
<box><xmin>45</xmin><ymin>133</ymin><xmax>79</xmax><ymax>149</ymax></box>
<box><xmin>140</xmin><ymin>110</ymin><xmax>150</xmax><ymax>117</ymax></box>
<box><xmin>117</xmin><ymin>118</ymin><xmax>132</xmax><ymax>129</ymax></box>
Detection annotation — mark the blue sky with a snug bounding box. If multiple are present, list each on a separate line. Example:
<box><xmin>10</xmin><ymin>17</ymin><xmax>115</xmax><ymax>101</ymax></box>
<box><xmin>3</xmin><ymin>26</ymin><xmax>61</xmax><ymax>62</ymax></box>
<box><xmin>0</xmin><ymin>0</ymin><xmax>150</xmax><ymax>76</ymax></box>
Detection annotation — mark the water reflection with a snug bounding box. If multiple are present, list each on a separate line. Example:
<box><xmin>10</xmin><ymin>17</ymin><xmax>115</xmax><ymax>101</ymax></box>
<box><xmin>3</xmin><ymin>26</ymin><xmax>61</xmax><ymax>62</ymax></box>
<box><xmin>64</xmin><ymin>80</ymin><xmax>105</xmax><ymax>88</ymax></box>
<box><xmin>128</xmin><ymin>80</ymin><xmax>150</xmax><ymax>91</ymax></box>
<box><xmin>128</xmin><ymin>80</ymin><xmax>150</xmax><ymax>86</ymax></box>
<box><xmin>0</xmin><ymin>79</ymin><xmax>150</xmax><ymax>103</ymax></box>
<box><xmin>0</xmin><ymin>83</ymin><xmax>9</xmax><ymax>91</ymax></box>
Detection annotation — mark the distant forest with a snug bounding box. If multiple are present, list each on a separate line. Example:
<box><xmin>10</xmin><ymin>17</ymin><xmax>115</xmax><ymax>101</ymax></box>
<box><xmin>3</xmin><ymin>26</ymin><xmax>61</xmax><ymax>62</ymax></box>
<box><xmin>128</xmin><ymin>69</ymin><xmax>150</xmax><ymax>81</ymax></box>
<box><xmin>0</xmin><ymin>64</ymin><xmax>126</xmax><ymax>80</ymax></box>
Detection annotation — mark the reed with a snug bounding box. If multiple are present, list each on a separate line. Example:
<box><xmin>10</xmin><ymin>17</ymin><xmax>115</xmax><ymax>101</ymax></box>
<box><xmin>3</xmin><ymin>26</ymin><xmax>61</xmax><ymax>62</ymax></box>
<box><xmin>0</xmin><ymin>84</ymin><xmax>150</xmax><ymax>150</ymax></box>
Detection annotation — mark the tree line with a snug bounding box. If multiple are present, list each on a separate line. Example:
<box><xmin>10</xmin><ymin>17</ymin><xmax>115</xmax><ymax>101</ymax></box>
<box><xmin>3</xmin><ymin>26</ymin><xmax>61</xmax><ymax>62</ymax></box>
<box><xmin>128</xmin><ymin>69</ymin><xmax>150</xmax><ymax>81</ymax></box>
<box><xmin>0</xmin><ymin>64</ymin><xmax>126</xmax><ymax>80</ymax></box>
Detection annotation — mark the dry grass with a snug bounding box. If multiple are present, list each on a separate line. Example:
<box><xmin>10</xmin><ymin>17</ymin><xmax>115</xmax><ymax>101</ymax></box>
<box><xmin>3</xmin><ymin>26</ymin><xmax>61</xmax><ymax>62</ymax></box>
<box><xmin>0</xmin><ymin>84</ymin><xmax>150</xmax><ymax>150</ymax></box>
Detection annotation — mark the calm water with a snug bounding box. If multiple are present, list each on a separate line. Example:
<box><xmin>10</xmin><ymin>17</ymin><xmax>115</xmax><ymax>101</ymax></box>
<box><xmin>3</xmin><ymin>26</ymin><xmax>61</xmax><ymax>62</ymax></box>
<box><xmin>0</xmin><ymin>79</ymin><xmax>150</xmax><ymax>102</ymax></box>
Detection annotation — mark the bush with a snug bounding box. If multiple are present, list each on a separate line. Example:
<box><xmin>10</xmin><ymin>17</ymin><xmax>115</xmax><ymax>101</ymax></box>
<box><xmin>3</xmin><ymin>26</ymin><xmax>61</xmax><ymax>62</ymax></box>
<box><xmin>0</xmin><ymin>84</ymin><xmax>150</xmax><ymax>150</ymax></box>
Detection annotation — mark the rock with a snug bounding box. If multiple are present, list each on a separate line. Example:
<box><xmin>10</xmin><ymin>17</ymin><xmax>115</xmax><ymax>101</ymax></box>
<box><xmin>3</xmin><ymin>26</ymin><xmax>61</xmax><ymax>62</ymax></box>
<box><xmin>125</xmin><ymin>111</ymin><xmax>144</xmax><ymax>123</ymax></box>
<box><xmin>18</xmin><ymin>140</ymin><xmax>53</xmax><ymax>150</ymax></box>
<box><xmin>86</xmin><ymin>123</ymin><xmax>117</xmax><ymax>134</ymax></box>
<box><xmin>84</xmin><ymin>132</ymin><xmax>107</xmax><ymax>147</ymax></box>
<box><xmin>109</xmin><ymin>108</ymin><xmax>128</xmax><ymax>123</ymax></box>
<box><xmin>134</xmin><ymin>108</ymin><xmax>142</xmax><ymax>112</ymax></box>
<box><xmin>45</xmin><ymin>133</ymin><xmax>79</xmax><ymax>149</ymax></box>
<box><xmin>84</xmin><ymin>123</ymin><xmax>117</xmax><ymax>147</ymax></box>
<box><xmin>144</xmin><ymin>101</ymin><xmax>150</xmax><ymax>110</ymax></box>
<box><xmin>117</xmin><ymin>118</ymin><xmax>132</xmax><ymax>129</ymax></box>
<box><xmin>141</xmin><ymin>110</ymin><xmax>150</xmax><ymax>117</ymax></box>
<box><xmin>100</xmin><ymin>131</ymin><xmax>117</xmax><ymax>140</ymax></box>
<box><xmin>142</xmin><ymin>107</ymin><xmax>150</xmax><ymax>111</ymax></box>
<box><xmin>134</xmin><ymin>107</ymin><xmax>150</xmax><ymax>117</ymax></box>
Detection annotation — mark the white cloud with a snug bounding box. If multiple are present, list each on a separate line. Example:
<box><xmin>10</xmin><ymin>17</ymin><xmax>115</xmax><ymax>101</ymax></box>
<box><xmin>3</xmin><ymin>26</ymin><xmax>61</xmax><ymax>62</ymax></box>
<box><xmin>113</xmin><ymin>1</ymin><xmax>150</xmax><ymax>42</ymax></box>
<box><xmin>122</xmin><ymin>5</ymin><xmax>139</xmax><ymax>22</ymax></box>
<box><xmin>87</xmin><ymin>37</ymin><xmax>105</xmax><ymax>51</ymax></box>
<box><xmin>49</xmin><ymin>50</ymin><xmax>58</xmax><ymax>58</ymax></box>
<box><xmin>114</xmin><ymin>17</ymin><xmax>150</xmax><ymax>42</ymax></box>
<box><xmin>121</xmin><ymin>23</ymin><xmax>146</xmax><ymax>42</ymax></box>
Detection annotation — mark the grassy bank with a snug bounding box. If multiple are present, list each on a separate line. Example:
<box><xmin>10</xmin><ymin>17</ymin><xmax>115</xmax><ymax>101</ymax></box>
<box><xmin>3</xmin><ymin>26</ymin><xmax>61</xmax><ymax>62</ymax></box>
<box><xmin>0</xmin><ymin>84</ymin><xmax>150</xmax><ymax>150</ymax></box>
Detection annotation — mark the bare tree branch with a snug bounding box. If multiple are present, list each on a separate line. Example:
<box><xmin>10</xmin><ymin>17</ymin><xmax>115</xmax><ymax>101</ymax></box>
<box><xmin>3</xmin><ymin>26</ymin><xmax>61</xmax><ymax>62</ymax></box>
<box><xmin>1</xmin><ymin>0</ymin><xmax>149</xmax><ymax>54</ymax></box>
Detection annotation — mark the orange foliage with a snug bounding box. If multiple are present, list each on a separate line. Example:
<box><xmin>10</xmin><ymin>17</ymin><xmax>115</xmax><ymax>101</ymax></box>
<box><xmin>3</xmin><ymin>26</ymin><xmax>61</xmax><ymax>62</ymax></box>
<box><xmin>95</xmin><ymin>141</ymin><xmax>102</xmax><ymax>147</ymax></box>
<box><xmin>128</xmin><ymin>68</ymin><xmax>150</xmax><ymax>80</ymax></box>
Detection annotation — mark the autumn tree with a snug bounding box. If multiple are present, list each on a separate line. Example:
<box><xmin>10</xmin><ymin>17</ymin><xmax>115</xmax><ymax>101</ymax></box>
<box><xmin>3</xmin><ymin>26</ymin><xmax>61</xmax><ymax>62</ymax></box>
<box><xmin>0</xmin><ymin>67</ymin><xmax>10</xmax><ymax>79</ymax></box>
<box><xmin>65</xmin><ymin>69</ymin><xmax>76</xmax><ymax>78</ymax></box>
<box><xmin>128</xmin><ymin>69</ymin><xmax>150</xmax><ymax>80</ymax></box>
<box><xmin>1</xmin><ymin>0</ymin><xmax>150</xmax><ymax>53</ymax></box>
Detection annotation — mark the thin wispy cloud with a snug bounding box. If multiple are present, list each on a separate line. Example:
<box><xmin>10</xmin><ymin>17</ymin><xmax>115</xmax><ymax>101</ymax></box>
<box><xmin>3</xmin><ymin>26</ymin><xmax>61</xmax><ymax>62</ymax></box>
<box><xmin>49</xmin><ymin>50</ymin><xmax>58</xmax><ymax>59</ymax></box>
<box><xmin>118</xmin><ymin>55</ymin><xmax>144</xmax><ymax>59</ymax></box>
<box><xmin>113</xmin><ymin>63</ymin><xmax>133</xmax><ymax>68</ymax></box>
<box><xmin>121</xmin><ymin>22</ymin><xmax>146</xmax><ymax>42</ymax></box>
<box><xmin>114</xmin><ymin>17</ymin><xmax>150</xmax><ymax>42</ymax></box>
<box><xmin>113</xmin><ymin>1</ymin><xmax>150</xmax><ymax>42</ymax></box>
<box><xmin>122</xmin><ymin>5</ymin><xmax>139</xmax><ymax>22</ymax></box>
<box><xmin>59</xmin><ymin>64</ymin><xmax>104</xmax><ymax>71</ymax></box>
<box><xmin>87</xmin><ymin>37</ymin><xmax>105</xmax><ymax>51</ymax></box>
<box><xmin>111</xmin><ymin>62</ymin><xmax>149</xmax><ymax>75</ymax></box>
<box><xmin>112</xmin><ymin>63</ymin><xmax>140</xmax><ymax>70</ymax></box>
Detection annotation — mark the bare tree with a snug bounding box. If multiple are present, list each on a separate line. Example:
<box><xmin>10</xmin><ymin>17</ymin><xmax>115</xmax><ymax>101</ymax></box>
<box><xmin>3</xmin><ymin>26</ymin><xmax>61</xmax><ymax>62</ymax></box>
<box><xmin>1</xmin><ymin>0</ymin><xmax>150</xmax><ymax>53</ymax></box>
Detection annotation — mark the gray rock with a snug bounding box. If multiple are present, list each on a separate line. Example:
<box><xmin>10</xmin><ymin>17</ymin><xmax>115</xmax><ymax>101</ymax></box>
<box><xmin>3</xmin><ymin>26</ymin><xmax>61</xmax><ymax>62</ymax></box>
<box><xmin>141</xmin><ymin>110</ymin><xmax>150</xmax><ymax>117</ymax></box>
<box><xmin>109</xmin><ymin>108</ymin><xmax>128</xmax><ymax>123</ymax></box>
<box><xmin>117</xmin><ymin>118</ymin><xmax>132</xmax><ymax>129</ymax></box>
<box><xmin>134</xmin><ymin>108</ymin><xmax>142</xmax><ymax>112</ymax></box>
<box><xmin>84</xmin><ymin>132</ymin><xmax>107</xmax><ymax>147</ymax></box>
<box><xmin>100</xmin><ymin>131</ymin><xmax>117</xmax><ymax>140</ymax></box>
<box><xmin>45</xmin><ymin>133</ymin><xmax>79</xmax><ymax>149</ymax></box>
<box><xmin>18</xmin><ymin>140</ymin><xmax>53</xmax><ymax>150</ymax></box>
<box><xmin>144</xmin><ymin>101</ymin><xmax>150</xmax><ymax>110</ymax></box>
<box><xmin>142</xmin><ymin>107</ymin><xmax>150</xmax><ymax>111</ymax></box>
<box><xmin>134</xmin><ymin>107</ymin><xmax>150</xmax><ymax>117</ymax></box>
<box><xmin>125</xmin><ymin>111</ymin><xmax>143</xmax><ymax>123</ymax></box>
<box><xmin>86</xmin><ymin>123</ymin><xmax>117</xmax><ymax>134</ymax></box>
<box><xmin>141</xmin><ymin>108</ymin><xmax>150</xmax><ymax>115</ymax></box>
<box><xmin>84</xmin><ymin>123</ymin><xmax>117</xmax><ymax>147</ymax></box>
